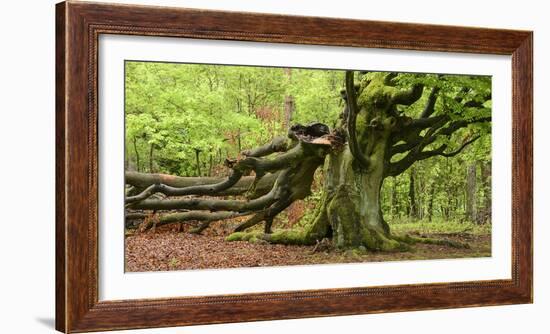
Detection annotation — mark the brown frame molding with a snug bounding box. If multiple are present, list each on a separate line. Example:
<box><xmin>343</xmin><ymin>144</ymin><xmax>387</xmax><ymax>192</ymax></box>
<box><xmin>56</xmin><ymin>1</ymin><xmax>533</xmax><ymax>332</ymax></box>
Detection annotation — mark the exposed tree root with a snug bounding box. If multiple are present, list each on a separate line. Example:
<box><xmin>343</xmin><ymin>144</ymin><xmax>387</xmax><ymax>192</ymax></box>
<box><xmin>392</xmin><ymin>234</ymin><xmax>471</xmax><ymax>249</ymax></box>
<box><xmin>226</xmin><ymin>228</ymin><xmax>470</xmax><ymax>252</ymax></box>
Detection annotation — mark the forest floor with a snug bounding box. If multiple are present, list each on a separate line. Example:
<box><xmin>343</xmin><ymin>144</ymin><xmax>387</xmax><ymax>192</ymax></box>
<box><xmin>125</xmin><ymin>219</ymin><xmax>491</xmax><ymax>272</ymax></box>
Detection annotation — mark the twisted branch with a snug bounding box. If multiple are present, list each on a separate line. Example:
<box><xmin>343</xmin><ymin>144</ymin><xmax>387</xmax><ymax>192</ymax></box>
<box><xmin>345</xmin><ymin>71</ymin><xmax>370</xmax><ymax>169</ymax></box>
<box><xmin>126</xmin><ymin>123</ymin><xmax>340</xmax><ymax>234</ymax></box>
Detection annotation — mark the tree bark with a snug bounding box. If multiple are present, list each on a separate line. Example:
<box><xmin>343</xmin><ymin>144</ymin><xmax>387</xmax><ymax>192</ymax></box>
<box><xmin>428</xmin><ymin>184</ymin><xmax>435</xmax><ymax>222</ymax></box>
<box><xmin>466</xmin><ymin>162</ymin><xmax>477</xmax><ymax>222</ymax></box>
<box><xmin>408</xmin><ymin>168</ymin><xmax>418</xmax><ymax>219</ymax></box>
<box><xmin>133</xmin><ymin>136</ymin><xmax>141</xmax><ymax>172</ymax></box>
<box><xmin>208</xmin><ymin>154</ymin><xmax>213</xmax><ymax>176</ymax></box>
<box><xmin>194</xmin><ymin>148</ymin><xmax>202</xmax><ymax>176</ymax></box>
<box><xmin>389</xmin><ymin>179</ymin><xmax>396</xmax><ymax>219</ymax></box>
<box><xmin>480</xmin><ymin>161</ymin><xmax>492</xmax><ymax>224</ymax></box>
<box><xmin>284</xmin><ymin>96</ymin><xmax>295</xmax><ymax>130</ymax></box>
<box><xmin>125</xmin><ymin>171</ymin><xmax>279</xmax><ymax>198</ymax></box>
<box><xmin>149</xmin><ymin>144</ymin><xmax>155</xmax><ymax>173</ymax></box>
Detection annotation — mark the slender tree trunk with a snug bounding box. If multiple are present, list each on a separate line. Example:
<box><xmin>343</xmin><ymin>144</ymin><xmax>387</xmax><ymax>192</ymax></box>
<box><xmin>446</xmin><ymin>197</ymin><xmax>452</xmax><ymax>220</ymax></box>
<box><xmin>246</xmin><ymin>78</ymin><xmax>255</xmax><ymax>115</ymax></box>
<box><xmin>284</xmin><ymin>96</ymin><xmax>295</xmax><ymax>130</ymax></box>
<box><xmin>390</xmin><ymin>179</ymin><xmax>396</xmax><ymax>219</ymax></box>
<box><xmin>444</xmin><ymin>159</ymin><xmax>452</xmax><ymax>219</ymax></box>
<box><xmin>393</xmin><ymin>179</ymin><xmax>401</xmax><ymax>218</ymax></box>
<box><xmin>237</xmin><ymin>129</ymin><xmax>242</xmax><ymax>153</ymax></box>
<box><xmin>466</xmin><ymin>162</ymin><xmax>477</xmax><ymax>222</ymax></box>
<box><xmin>133</xmin><ymin>136</ymin><xmax>141</xmax><ymax>172</ymax></box>
<box><xmin>208</xmin><ymin>154</ymin><xmax>213</xmax><ymax>176</ymax></box>
<box><xmin>237</xmin><ymin>73</ymin><xmax>243</xmax><ymax>114</ymax></box>
<box><xmin>408</xmin><ymin>168</ymin><xmax>418</xmax><ymax>218</ymax></box>
<box><xmin>428</xmin><ymin>184</ymin><xmax>435</xmax><ymax>222</ymax></box>
<box><xmin>283</xmin><ymin>68</ymin><xmax>294</xmax><ymax>130</ymax></box>
<box><xmin>125</xmin><ymin>139</ymin><xmax>129</xmax><ymax>170</ymax></box>
<box><xmin>481</xmin><ymin>161</ymin><xmax>492</xmax><ymax>224</ymax></box>
<box><xmin>149</xmin><ymin>144</ymin><xmax>155</xmax><ymax>173</ymax></box>
<box><xmin>194</xmin><ymin>148</ymin><xmax>202</xmax><ymax>176</ymax></box>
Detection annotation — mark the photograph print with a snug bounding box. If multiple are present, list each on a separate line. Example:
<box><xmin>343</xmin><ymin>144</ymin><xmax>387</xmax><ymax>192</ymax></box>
<box><xmin>123</xmin><ymin>61</ymin><xmax>492</xmax><ymax>272</ymax></box>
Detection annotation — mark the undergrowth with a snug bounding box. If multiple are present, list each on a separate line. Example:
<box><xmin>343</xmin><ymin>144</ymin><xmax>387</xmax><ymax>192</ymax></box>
<box><xmin>389</xmin><ymin>218</ymin><xmax>491</xmax><ymax>236</ymax></box>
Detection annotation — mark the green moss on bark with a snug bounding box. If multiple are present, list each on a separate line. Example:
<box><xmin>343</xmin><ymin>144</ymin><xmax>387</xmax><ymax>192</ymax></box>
<box><xmin>392</xmin><ymin>234</ymin><xmax>470</xmax><ymax>249</ymax></box>
<box><xmin>362</xmin><ymin>229</ymin><xmax>410</xmax><ymax>252</ymax></box>
<box><xmin>225</xmin><ymin>231</ymin><xmax>263</xmax><ymax>242</ymax></box>
<box><xmin>326</xmin><ymin>185</ymin><xmax>363</xmax><ymax>248</ymax></box>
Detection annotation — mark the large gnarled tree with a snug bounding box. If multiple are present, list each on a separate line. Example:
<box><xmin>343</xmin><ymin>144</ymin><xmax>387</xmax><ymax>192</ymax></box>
<box><xmin>126</xmin><ymin>71</ymin><xmax>491</xmax><ymax>251</ymax></box>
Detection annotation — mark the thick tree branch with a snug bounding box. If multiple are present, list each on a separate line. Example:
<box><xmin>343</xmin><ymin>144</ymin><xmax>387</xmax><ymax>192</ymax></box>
<box><xmin>388</xmin><ymin>91</ymin><xmax>490</xmax><ymax>177</ymax></box>
<box><xmin>433</xmin><ymin>135</ymin><xmax>480</xmax><ymax>158</ymax></box>
<box><xmin>345</xmin><ymin>71</ymin><xmax>370</xmax><ymax>169</ymax></box>
<box><xmin>126</xmin><ymin>170</ymin><xmax>245</xmax><ymax>204</ymax></box>
<box><xmin>131</xmin><ymin>185</ymin><xmax>279</xmax><ymax>212</ymax></box>
<box><xmin>127</xmin><ymin>123</ymin><xmax>337</xmax><ymax>234</ymax></box>
<box><xmin>435</xmin><ymin>116</ymin><xmax>491</xmax><ymax>137</ymax></box>
<box><xmin>388</xmin><ymin>135</ymin><xmax>481</xmax><ymax>177</ymax></box>
<box><xmin>127</xmin><ymin>139</ymin><xmax>304</xmax><ymax>205</ymax></box>
<box><xmin>420</xmin><ymin>87</ymin><xmax>440</xmax><ymax>118</ymax></box>
<box><xmin>242</xmin><ymin>136</ymin><xmax>289</xmax><ymax>157</ymax></box>
<box><xmin>126</xmin><ymin>171</ymin><xmax>278</xmax><ymax>198</ymax></box>
<box><xmin>225</xmin><ymin>144</ymin><xmax>305</xmax><ymax>174</ymax></box>
<box><xmin>390</xmin><ymin>115</ymin><xmax>490</xmax><ymax>159</ymax></box>
<box><xmin>408</xmin><ymin>114</ymin><xmax>448</xmax><ymax>130</ymax></box>
<box><xmin>233</xmin><ymin>198</ymin><xmax>293</xmax><ymax>233</ymax></box>
<box><xmin>392</xmin><ymin>83</ymin><xmax>424</xmax><ymax>105</ymax></box>
<box><xmin>389</xmin><ymin>115</ymin><xmax>447</xmax><ymax>156</ymax></box>
<box><xmin>396</xmin><ymin>85</ymin><xmax>490</xmax><ymax>147</ymax></box>
<box><xmin>390</xmin><ymin>136</ymin><xmax>424</xmax><ymax>155</ymax></box>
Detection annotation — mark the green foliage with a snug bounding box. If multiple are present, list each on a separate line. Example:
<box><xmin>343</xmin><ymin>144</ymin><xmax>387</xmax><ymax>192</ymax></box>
<box><xmin>393</xmin><ymin>73</ymin><xmax>492</xmax><ymax>149</ymax></box>
<box><xmin>288</xmin><ymin>69</ymin><xmax>344</xmax><ymax>126</ymax></box>
<box><xmin>125</xmin><ymin>62</ymin><xmax>344</xmax><ymax>176</ymax></box>
<box><xmin>380</xmin><ymin>72</ymin><xmax>491</xmax><ymax>225</ymax></box>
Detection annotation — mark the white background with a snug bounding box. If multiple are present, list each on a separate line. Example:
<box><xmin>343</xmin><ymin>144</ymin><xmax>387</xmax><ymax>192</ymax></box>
<box><xmin>0</xmin><ymin>0</ymin><xmax>547</xmax><ymax>333</ymax></box>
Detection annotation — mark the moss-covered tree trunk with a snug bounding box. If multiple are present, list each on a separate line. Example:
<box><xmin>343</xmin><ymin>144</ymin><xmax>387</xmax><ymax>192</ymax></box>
<box><xmin>311</xmin><ymin>72</ymin><xmax>415</xmax><ymax>250</ymax></box>
<box><xmin>320</xmin><ymin>145</ymin><xmax>398</xmax><ymax>249</ymax></box>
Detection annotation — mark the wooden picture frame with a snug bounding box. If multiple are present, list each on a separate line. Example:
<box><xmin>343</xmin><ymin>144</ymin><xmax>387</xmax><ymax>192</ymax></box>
<box><xmin>55</xmin><ymin>1</ymin><xmax>532</xmax><ymax>332</ymax></box>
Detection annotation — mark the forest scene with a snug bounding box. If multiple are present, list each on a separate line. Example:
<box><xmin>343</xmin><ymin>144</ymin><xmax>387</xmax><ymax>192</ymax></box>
<box><xmin>124</xmin><ymin>61</ymin><xmax>492</xmax><ymax>272</ymax></box>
